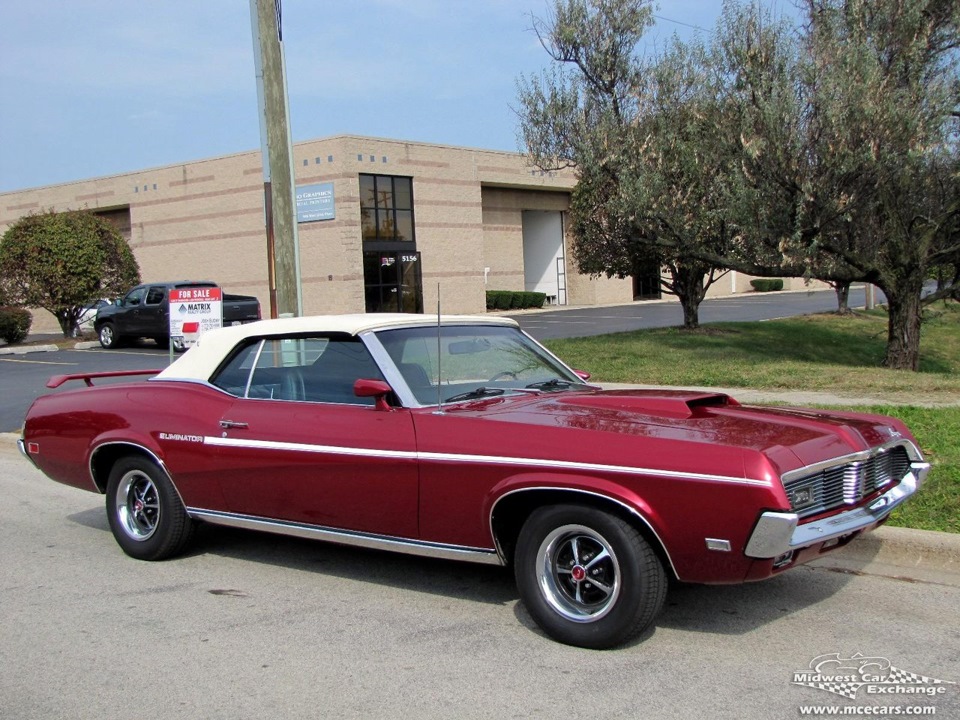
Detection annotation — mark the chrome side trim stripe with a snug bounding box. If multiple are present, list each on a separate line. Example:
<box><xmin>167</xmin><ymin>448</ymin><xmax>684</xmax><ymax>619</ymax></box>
<box><xmin>187</xmin><ymin>508</ymin><xmax>504</xmax><ymax>566</ymax></box>
<box><xmin>202</xmin><ymin>436</ymin><xmax>766</xmax><ymax>486</ymax></box>
<box><xmin>204</xmin><ymin>435</ymin><xmax>418</xmax><ymax>461</ymax></box>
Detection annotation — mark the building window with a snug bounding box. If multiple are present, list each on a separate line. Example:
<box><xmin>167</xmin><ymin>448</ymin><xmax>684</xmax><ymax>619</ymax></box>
<box><xmin>360</xmin><ymin>174</ymin><xmax>414</xmax><ymax>244</ymax></box>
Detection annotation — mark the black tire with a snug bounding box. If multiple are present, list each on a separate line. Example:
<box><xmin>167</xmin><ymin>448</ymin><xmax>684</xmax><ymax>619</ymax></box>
<box><xmin>98</xmin><ymin>322</ymin><xmax>120</xmax><ymax>349</ymax></box>
<box><xmin>514</xmin><ymin>504</ymin><xmax>667</xmax><ymax>649</ymax></box>
<box><xmin>153</xmin><ymin>335</ymin><xmax>170</xmax><ymax>350</ymax></box>
<box><xmin>105</xmin><ymin>456</ymin><xmax>194</xmax><ymax>561</ymax></box>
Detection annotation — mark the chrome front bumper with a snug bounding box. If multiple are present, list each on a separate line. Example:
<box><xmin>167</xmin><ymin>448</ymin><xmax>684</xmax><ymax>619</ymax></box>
<box><xmin>745</xmin><ymin>461</ymin><xmax>930</xmax><ymax>559</ymax></box>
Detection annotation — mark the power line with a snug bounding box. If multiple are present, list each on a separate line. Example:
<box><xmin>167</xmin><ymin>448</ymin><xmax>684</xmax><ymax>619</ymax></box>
<box><xmin>653</xmin><ymin>13</ymin><xmax>708</xmax><ymax>32</ymax></box>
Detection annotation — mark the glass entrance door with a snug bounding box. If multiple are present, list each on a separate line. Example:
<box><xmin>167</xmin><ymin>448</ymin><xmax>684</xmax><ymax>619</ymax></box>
<box><xmin>363</xmin><ymin>251</ymin><xmax>423</xmax><ymax>313</ymax></box>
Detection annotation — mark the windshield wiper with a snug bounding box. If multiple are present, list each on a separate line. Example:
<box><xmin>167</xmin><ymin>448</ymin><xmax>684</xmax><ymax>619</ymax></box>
<box><xmin>443</xmin><ymin>387</ymin><xmax>506</xmax><ymax>403</ymax></box>
<box><xmin>526</xmin><ymin>378</ymin><xmax>579</xmax><ymax>391</ymax></box>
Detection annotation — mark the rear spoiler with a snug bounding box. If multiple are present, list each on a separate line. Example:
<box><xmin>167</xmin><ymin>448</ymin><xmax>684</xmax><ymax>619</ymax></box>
<box><xmin>46</xmin><ymin>369</ymin><xmax>162</xmax><ymax>389</ymax></box>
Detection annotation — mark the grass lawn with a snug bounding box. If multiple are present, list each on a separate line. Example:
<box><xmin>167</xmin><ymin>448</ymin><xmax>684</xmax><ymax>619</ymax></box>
<box><xmin>859</xmin><ymin>406</ymin><xmax>960</xmax><ymax>534</ymax></box>
<box><xmin>545</xmin><ymin>303</ymin><xmax>960</xmax><ymax>399</ymax></box>
<box><xmin>545</xmin><ymin>303</ymin><xmax>960</xmax><ymax>533</ymax></box>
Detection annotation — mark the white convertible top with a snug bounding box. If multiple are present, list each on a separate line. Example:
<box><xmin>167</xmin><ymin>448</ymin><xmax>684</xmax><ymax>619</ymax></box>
<box><xmin>155</xmin><ymin>313</ymin><xmax>519</xmax><ymax>382</ymax></box>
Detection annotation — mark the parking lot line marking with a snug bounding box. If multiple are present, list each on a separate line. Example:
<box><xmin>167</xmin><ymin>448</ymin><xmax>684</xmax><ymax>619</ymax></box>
<box><xmin>0</xmin><ymin>357</ymin><xmax>76</xmax><ymax>366</ymax></box>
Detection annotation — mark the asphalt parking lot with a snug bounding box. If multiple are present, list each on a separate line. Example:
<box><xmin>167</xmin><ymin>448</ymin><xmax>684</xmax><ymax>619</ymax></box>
<box><xmin>2</xmin><ymin>437</ymin><xmax>958</xmax><ymax>720</ymax></box>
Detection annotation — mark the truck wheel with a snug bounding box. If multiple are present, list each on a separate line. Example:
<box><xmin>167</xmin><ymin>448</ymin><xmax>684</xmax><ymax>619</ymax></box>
<box><xmin>514</xmin><ymin>504</ymin><xmax>666</xmax><ymax>649</ymax></box>
<box><xmin>105</xmin><ymin>456</ymin><xmax>193</xmax><ymax>561</ymax></box>
<box><xmin>98</xmin><ymin>323</ymin><xmax>120</xmax><ymax>349</ymax></box>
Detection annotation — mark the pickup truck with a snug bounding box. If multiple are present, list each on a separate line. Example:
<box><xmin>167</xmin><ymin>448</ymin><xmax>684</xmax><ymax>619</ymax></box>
<box><xmin>94</xmin><ymin>281</ymin><xmax>261</xmax><ymax>351</ymax></box>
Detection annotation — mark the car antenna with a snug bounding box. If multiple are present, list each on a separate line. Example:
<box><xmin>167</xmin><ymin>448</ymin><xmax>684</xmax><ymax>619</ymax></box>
<box><xmin>435</xmin><ymin>284</ymin><xmax>444</xmax><ymax>415</ymax></box>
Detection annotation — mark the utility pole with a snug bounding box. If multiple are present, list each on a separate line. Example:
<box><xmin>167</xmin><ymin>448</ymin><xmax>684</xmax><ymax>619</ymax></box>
<box><xmin>250</xmin><ymin>0</ymin><xmax>302</xmax><ymax>318</ymax></box>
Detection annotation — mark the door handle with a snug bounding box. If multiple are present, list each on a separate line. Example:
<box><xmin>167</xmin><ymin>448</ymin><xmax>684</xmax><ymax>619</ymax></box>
<box><xmin>219</xmin><ymin>419</ymin><xmax>249</xmax><ymax>429</ymax></box>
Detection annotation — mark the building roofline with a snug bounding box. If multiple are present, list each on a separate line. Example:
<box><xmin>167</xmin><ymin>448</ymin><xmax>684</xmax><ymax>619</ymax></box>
<box><xmin>1</xmin><ymin>134</ymin><xmax>554</xmax><ymax>196</ymax></box>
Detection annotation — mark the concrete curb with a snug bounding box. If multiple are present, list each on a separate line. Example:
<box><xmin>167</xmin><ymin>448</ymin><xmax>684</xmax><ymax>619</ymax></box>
<box><xmin>2</xmin><ymin>431</ymin><xmax>956</xmax><ymax>582</ymax></box>
<box><xmin>0</xmin><ymin>340</ymin><xmax>99</xmax><ymax>354</ymax></box>
<box><xmin>808</xmin><ymin>526</ymin><xmax>960</xmax><ymax>587</ymax></box>
<box><xmin>0</xmin><ymin>344</ymin><xmax>60</xmax><ymax>355</ymax></box>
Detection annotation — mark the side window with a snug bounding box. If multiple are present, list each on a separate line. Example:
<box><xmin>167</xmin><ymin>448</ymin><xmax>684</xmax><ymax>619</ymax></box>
<box><xmin>145</xmin><ymin>287</ymin><xmax>166</xmax><ymax>305</ymax></box>
<box><xmin>210</xmin><ymin>341</ymin><xmax>261</xmax><ymax>397</ymax></box>
<box><xmin>210</xmin><ymin>335</ymin><xmax>384</xmax><ymax>405</ymax></box>
<box><xmin>124</xmin><ymin>287</ymin><xmax>147</xmax><ymax>306</ymax></box>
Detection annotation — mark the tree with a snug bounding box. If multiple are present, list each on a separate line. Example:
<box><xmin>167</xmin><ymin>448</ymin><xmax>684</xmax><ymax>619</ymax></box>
<box><xmin>517</xmin><ymin>0</ymin><xmax>731</xmax><ymax>329</ymax></box>
<box><xmin>520</xmin><ymin>0</ymin><xmax>960</xmax><ymax>367</ymax></box>
<box><xmin>716</xmin><ymin>0</ymin><xmax>960</xmax><ymax>369</ymax></box>
<box><xmin>0</xmin><ymin>210</ymin><xmax>141</xmax><ymax>337</ymax></box>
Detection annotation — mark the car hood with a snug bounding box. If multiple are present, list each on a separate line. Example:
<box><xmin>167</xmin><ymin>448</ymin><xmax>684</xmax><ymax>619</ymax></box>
<box><xmin>443</xmin><ymin>389</ymin><xmax>908</xmax><ymax>479</ymax></box>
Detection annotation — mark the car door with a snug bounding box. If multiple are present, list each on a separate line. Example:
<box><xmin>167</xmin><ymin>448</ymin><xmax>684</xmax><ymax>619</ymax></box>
<box><xmin>117</xmin><ymin>285</ymin><xmax>147</xmax><ymax>335</ymax></box>
<box><xmin>138</xmin><ymin>285</ymin><xmax>168</xmax><ymax>336</ymax></box>
<box><xmin>209</xmin><ymin>334</ymin><xmax>420</xmax><ymax>538</ymax></box>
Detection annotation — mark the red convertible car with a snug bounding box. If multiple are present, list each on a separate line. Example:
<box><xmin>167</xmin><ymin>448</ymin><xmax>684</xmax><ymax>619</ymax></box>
<box><xmin>20</xmin><ymin>314</ymin><xmax>929</xmax><ymax>648</ymax></box>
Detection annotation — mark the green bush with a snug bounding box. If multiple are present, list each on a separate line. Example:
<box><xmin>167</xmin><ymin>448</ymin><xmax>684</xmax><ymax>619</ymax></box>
<box><xmin>0</xmin><ymin>306</ymin><xmax>32</xmax><ymax>344</ymax></box>
<box><xmin>750</xmin><ymin>279</ymin><xmax>784</xmax><ymax>292</ymax></box>
<box><xmin>485</xmin><ymin>290</ymin><xmax>548</xmax><ymax>310</ymax></box>
<box><xmin>523</xmin><ymin>291</ymin><xmax>547</xmax><ymax>309</ymax></box>
<box><xmin>485</xmin><ymin>290</ymin><xmax>511</xmax><ymax>310</ymax></box>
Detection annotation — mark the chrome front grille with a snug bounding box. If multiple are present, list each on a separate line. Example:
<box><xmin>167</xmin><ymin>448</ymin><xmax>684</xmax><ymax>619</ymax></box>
<box><xmin>783</xmin><ymin>445</ymin><xmax>912</xmax><ymax>519</ymax></box>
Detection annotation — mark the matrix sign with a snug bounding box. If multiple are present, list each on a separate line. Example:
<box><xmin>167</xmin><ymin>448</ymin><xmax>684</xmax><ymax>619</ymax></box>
<box><xmin>169</xmin><ymin>287</ymin><xmax>223</xmax><ymax>350</ymax></box>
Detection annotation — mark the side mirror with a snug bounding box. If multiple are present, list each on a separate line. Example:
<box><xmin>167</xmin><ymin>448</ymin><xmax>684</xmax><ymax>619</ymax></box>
<box><xmin>574</xmin><ymin>369</ymin><xmax>591</xmax><ymax>381</ymax></box>
<box><xmin>354</xmin><ymin>378</ymin><xmax>393</xmax><ymax>411</ymax></box>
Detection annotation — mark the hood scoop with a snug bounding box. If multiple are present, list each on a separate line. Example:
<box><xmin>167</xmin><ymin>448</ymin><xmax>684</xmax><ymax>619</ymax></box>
<box><xmin>557</xmin><ymin>391</ymin><xmax>739</xmax><ymax>419</ymax></box>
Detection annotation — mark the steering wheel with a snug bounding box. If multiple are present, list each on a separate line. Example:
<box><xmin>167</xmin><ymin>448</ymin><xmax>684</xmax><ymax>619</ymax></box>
<box><xmin>488</xmin><ymin>371</ymin><xmax>518</xmax><ymax>383</ymax></box>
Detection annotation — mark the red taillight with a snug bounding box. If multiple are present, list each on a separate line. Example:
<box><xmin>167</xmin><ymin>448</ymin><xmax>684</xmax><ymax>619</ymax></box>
<box><xmin>28</xmin><ymin>442</ymin><xmax>40</xmax><ymax>454</ymax></box>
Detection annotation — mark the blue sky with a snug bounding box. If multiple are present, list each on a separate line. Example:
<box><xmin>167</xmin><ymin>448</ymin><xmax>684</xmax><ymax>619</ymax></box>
<box><xmin>0</xmin><ymin>1</ymin><xmax>759</xmax><ymax>193</ymax></box>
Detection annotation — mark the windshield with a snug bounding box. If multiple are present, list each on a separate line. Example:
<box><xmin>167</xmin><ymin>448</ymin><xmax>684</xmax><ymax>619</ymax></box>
<box><xmin>375</xmin><ymin>324</ymin><xmax>587</xmax><ymax>405</ymax></box>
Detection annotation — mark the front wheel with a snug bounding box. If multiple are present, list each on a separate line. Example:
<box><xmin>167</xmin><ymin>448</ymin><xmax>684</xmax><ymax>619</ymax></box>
<box><xmin>514</xmin><ymin>505</ymin><xmax>666</xmax><ymax>649</ymax></box>
<box><xmin>98</xmin><ymin>322</ymin><xmax>120</xmax><ymax>349</ymax></box>
<box><xmin>105</xmin><ymin>456</ymin><xmax>193</xmax><ymax>560</ymax></box>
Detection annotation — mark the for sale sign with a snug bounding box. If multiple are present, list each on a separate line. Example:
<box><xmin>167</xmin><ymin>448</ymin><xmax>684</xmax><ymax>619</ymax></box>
<box><xmin>169</xmin><ymin>286</ymin><xmax>223</xmax><ymax>350</ymax></box>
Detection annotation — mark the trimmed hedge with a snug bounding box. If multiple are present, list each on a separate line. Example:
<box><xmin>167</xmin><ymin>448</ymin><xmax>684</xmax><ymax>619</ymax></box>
<box><xmin>0</xmin><ymin>306</ymin><xmax>32</xmax><ymax>344</ymax></box>
<box><xmin>486</xmin><ymin>290</ymin><xmax>547</xmax><ymax>310</ymax></box>
<box><xmin>750</xmin><ymin>278</ymin><xmax>784</xmax><ymax>292</ymax></box>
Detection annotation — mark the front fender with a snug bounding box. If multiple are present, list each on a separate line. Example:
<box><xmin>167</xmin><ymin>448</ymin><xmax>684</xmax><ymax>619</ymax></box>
<box><xmin>485</xmin><ymin>472</ymin><xmax>676</xmax><ymax>575</ymax></box>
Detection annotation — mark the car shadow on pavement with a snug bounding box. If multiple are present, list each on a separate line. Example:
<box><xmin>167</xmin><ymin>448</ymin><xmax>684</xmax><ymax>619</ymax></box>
<box><xmin>66</xmin><ymin>507</ymin><xmax>518</xmax><ymax>605</ymax></box>
<box><xmin>197</xmin><ymin>523</ymin><xmax>520</xmax><ymax>606</ymax></box>
<box><xmin>66</xmin><ymin>509</ymin><xmax>856</xmax><ymax>642</ymax></box>
<box><xmin>654</xmin><ymin>569</ymin><xmax>853</xmax><ymax>637</ymax></box>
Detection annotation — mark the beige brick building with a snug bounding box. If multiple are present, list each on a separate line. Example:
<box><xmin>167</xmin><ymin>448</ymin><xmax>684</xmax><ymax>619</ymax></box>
<box><xmin>0</xmin><ymin>134</ymin><xmax>815</xmax><ymax>333</ymax></box>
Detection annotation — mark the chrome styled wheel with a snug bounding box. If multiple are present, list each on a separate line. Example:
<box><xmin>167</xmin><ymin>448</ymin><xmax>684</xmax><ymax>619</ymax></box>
<box><xmin>105</xmin><ymin>456</ymin><xmax>193</xmax><ymax>560</ymax></box>
<box><xmin>536</xmin><ymin>524</ymin><xmax>620</xmax><ymax>622</ymax></box>
<box><xmin>114</xmin><ymin>470</ymin><xmax>160</xmax><ymax>541</ymax></box>
<box><xmin>515</xmin><ymin>505</ymin><xmax>667</xmax><ymax>649</ymax></box>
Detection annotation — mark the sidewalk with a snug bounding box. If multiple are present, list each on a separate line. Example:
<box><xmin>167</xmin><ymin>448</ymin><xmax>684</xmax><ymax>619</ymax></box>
<box><xmin>600</xmin><ymin>383</ymin><xmax>960</xmax><ymax>408</ymax></box>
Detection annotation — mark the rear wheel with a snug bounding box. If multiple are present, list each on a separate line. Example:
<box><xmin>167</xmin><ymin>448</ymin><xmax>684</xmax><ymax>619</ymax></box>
<box><xmin>98</xmin><ymin>323</ymin><xmax>120</xmax><ymax>349</ymax></box>
<box><xmin>514</xmin><ymin>504</ymin><xmax>666</xmax><ymax>649</ymax></box>
<box><xmin>105</xmin><ymin>456</ymin><xmax>193</xmax><ymax>560</ymax></box>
